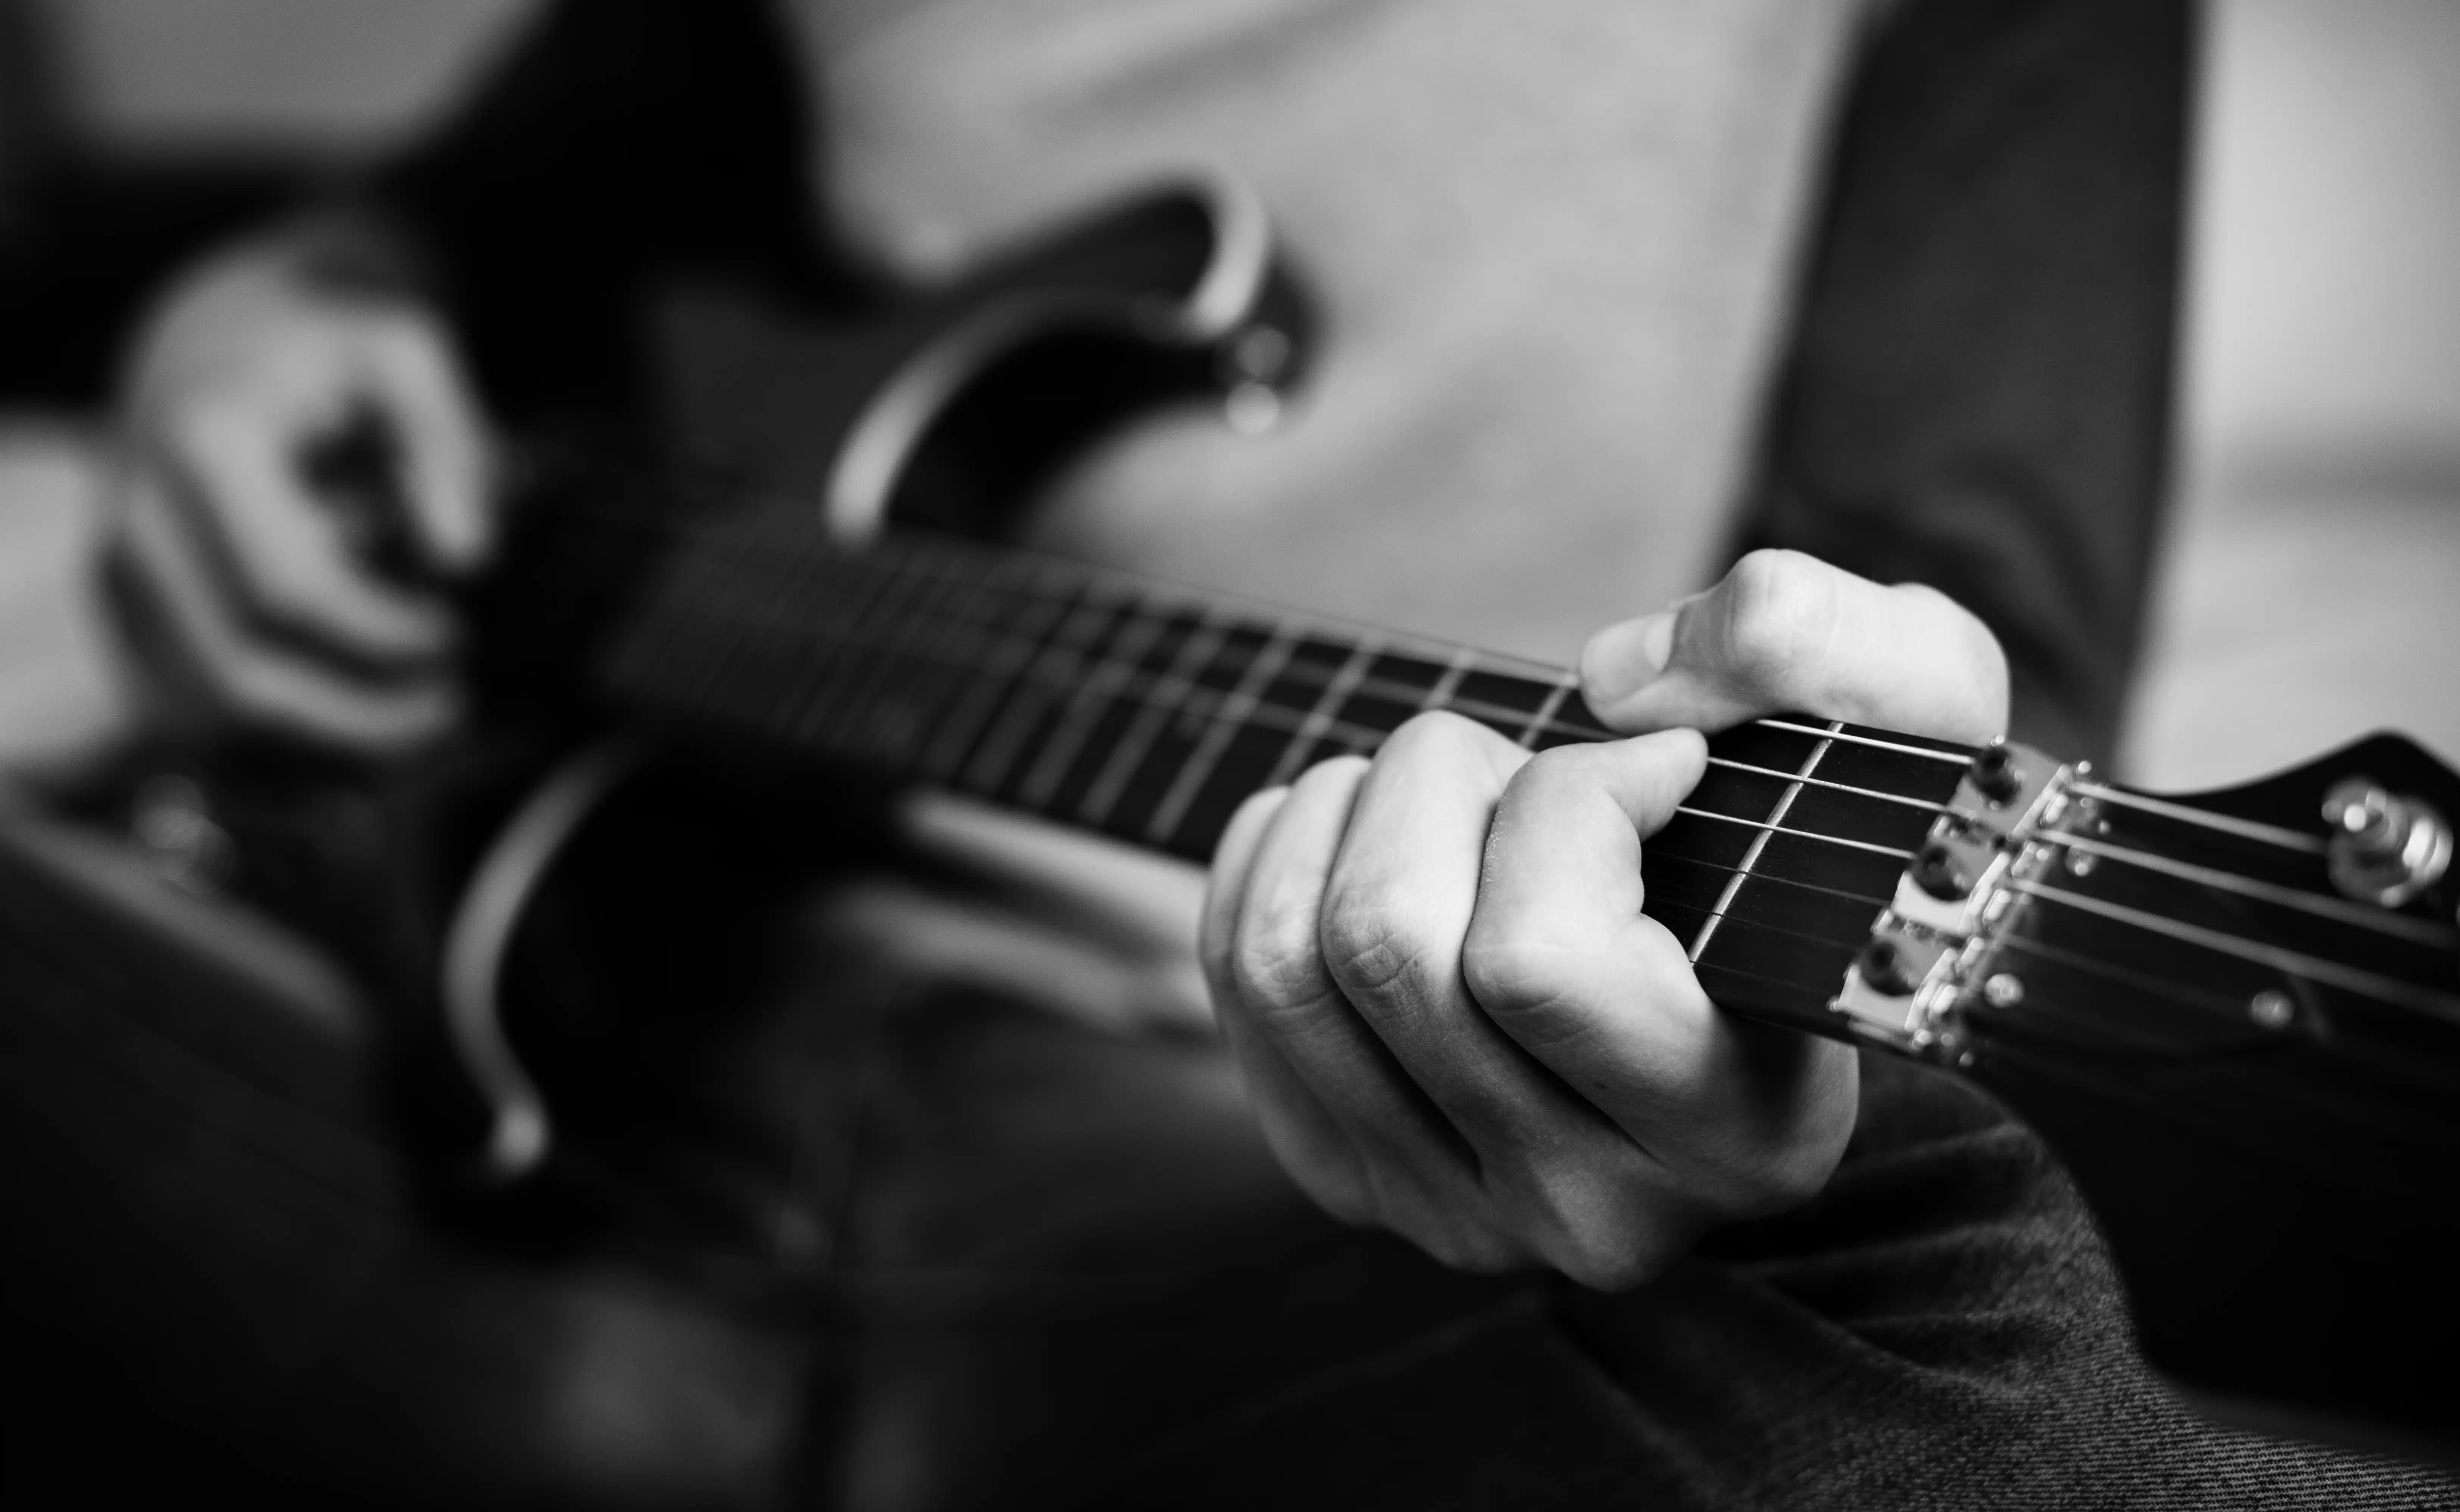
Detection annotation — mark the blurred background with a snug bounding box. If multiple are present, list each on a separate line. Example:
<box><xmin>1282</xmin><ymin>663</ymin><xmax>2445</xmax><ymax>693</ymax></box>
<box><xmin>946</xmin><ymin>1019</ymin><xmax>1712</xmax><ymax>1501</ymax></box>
<box><xmin>1</xmin><ymin>0</ymin><xmax>2455</xmax><ymax>786</ymax></box>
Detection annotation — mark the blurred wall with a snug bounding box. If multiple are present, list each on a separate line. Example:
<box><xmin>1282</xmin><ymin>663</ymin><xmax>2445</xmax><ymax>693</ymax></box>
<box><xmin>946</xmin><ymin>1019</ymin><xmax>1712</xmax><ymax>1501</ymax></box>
<box><xmin>2183</xmin><ymin>0</ymin><xmax>2460</xmax><ymax>498</ymax></box>
<box><xmin>2125</xmin><ymin>0</ymin><xmax>2460</xmax><ymax>785</ymax></box>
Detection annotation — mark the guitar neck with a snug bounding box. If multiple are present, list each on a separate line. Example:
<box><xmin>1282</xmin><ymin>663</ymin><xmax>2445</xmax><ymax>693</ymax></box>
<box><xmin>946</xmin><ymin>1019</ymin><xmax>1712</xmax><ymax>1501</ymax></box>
<box><xmin>570</xmin><ymin>500</ymin><xmax>1976</xmax><ymax>1040</ymax></box>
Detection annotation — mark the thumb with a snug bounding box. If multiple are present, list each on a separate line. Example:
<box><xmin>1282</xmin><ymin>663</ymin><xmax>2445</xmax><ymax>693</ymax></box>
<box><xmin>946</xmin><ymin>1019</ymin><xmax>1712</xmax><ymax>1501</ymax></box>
<box><xmin>1577</xmin><ymin>549</ymin><xmax>2007</xmax><ymax>744</ymax></box>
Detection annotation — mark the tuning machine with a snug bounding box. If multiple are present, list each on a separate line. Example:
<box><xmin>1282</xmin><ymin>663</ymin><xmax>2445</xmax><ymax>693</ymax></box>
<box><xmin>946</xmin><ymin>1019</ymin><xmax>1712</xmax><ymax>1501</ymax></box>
<box><xmin>2321</xmin><ymin>776</ymin><xmax>2452</xmax><ymax>909</ymax></box>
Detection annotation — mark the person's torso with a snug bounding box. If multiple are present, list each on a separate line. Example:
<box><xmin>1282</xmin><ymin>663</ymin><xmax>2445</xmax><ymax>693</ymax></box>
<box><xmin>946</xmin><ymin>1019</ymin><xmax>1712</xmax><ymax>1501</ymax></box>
<box><xmin>785</xmin><ymin>0</ymin><xmax>1865</xmax><ymax>664</ymax></box>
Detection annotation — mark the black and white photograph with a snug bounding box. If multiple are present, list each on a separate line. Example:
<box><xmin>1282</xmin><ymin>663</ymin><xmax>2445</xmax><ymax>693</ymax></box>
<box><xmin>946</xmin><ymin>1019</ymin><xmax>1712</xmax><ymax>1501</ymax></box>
<box><xmin>0</xmin><ymin>1</ymin><xmax>2456</xmax><ymax>1506</ymax></box>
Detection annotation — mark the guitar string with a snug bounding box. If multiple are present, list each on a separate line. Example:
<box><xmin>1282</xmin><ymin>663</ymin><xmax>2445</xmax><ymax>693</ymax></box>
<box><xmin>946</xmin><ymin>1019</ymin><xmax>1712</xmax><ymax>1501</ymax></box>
<box><xmin>1697</xmin><ymin>757</ymin><xmax>1956</xmax><ymax>816</ymax></box>
<box><xmin>1986</xmin><ymin>937</ymin><xmax>2460</xmax><ymax>1114</ymax></box>
<box><xmin>2052</xmin><ymin>831</ymin><xmax>2459</xmax><ymax>948</ymax></box>
<box><xmin>552</xmin><ymin>481</ymin><xmax>1976</xmax><ymax>769</ymax></box>
<box><xmin>673</xmin><ymin>599</ymin><xmax>1925</xmax><ymax>871</ymax></box>
<box><xmin>2012</xmin><ymin>882</ymin><xmax>2460</xmax><ymax>1022</ymax></box>
<box><xmin>1994</xmin><ymin>932</ymin><xmax>2278</xmax><ymax>1025</ymax></box>
<box><xmin>2067</xmin><ymin>781</ymin><xmax>2328</xmax><ymax>856</ymax></box>
<box><xmin>739</xmin><ymin>556</ymin><xmax>2415</xmax><ymax>937</ymax></box>
<box><xmin>649</xmin><ymin>548</ymin><xmax>1965</xmax><ymax>821</ymax></box>
<box><xmin>654</xmin><ymin>546</ymin><xmax>2454</xmax><ymax>985</ymax></box>
<box><xmin>546</xmin><ymin>472</ymin><xmax>2438</xmax><ymax>988</ymax></box>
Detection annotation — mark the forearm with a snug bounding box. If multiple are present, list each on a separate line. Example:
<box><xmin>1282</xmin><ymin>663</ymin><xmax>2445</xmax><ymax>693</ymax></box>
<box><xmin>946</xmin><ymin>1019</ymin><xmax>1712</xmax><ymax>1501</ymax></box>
<box><xmin>1735</xmin><ymin>0</ymin><xmax>2197</xmax><ymax>765</ymax></box>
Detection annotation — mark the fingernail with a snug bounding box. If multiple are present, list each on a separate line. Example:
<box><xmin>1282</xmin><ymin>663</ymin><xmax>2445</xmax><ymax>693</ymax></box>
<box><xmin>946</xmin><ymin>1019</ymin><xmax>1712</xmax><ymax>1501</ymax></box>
<box><xmin>1581</xmin><ymin>611</ymin><xmax>1675</xmax><ymax>703</ymax></box>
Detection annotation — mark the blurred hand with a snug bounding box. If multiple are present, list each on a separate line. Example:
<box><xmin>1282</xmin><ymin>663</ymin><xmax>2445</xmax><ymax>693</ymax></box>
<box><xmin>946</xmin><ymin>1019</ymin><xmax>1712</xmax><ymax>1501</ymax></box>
<box><xmin>1200</xmin><ymin>549</ymin><xmax>2008</xmax><ymax>1288</ymax></box>
<box><xmin>105</xmin><ymin>235</ymin><xmax>495</xmax><ymax>751</ymax></box>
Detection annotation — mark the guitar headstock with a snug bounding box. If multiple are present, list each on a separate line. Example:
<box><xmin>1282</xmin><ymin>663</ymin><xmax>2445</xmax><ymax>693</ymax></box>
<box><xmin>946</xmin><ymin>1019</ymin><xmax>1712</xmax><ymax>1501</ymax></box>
<box><xmin>1938</xmin><ymin>733</ymin><xmax>2460</xmax><ymax>1458</ymax></box>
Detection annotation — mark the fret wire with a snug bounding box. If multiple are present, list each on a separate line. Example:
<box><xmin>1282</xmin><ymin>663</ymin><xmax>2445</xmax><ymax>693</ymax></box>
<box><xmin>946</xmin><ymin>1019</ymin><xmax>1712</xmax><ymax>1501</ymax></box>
<box><xmin>916</xmin><ymin>563</ymin><xmax>1081</xmax><ymax>781</ymax></box>
<box><xmin>711</xmin><ymin>541</ymin><xmax>840</xmax><ymax>739</ymax></box>
<box><xmin>1420</xmin><ymin>647</ymin><xmax>1477</xmax><ymax>714</ymax></box>
<box><xmin>646</xmin><ymin>469</ymin><xmax>1536</xmax><ymax>682</ymax></box>
<box><xmin>1015</xmin><ymin>600</ymin><xmax>1173</xmax><ymax>810</ymax></box>
<box><xmin>838</xmin><ymin>569</ymin><xmax>978</xmax><ymax>762</ymax></box>
<box><xmin>1514</xmin><ymin>677</ymin><xmax>1576</xmax><ymax>749</ymax></box>
<box><xmin>788</xmin><ymin>555</ymin><xmax>910</xmax><ymax>745</ymax></box>
<box><xmin>639</xmin><ymin>593</ymin><xmax>1937</xmax><ymax>868</ymax></box>
<box><xmin>1690</xmin><ymin>723</ymin><xmax>1836</xmax><ymax>962</ymax></box>
<box><xmin>960</xmin><ymin>594</ymin><xmax>1121</xmax><ymax>793</ymax></box>
<box><xmin>1703</xmin><ymin>757</ymin><xmax>1956</xmax><ymax>815</ymax></box>
<box><xmin>864</xmin><ymin>566</ymin><xmax>1018</xmax><ymax>764</ymax></box>
<box><xmin>1670</xmin><ymin>804</ymin><xmax>1912</xmax><ymax>860</ymax></box>
<box><xmin>1262</xmin><ymin>637</ymin><xmax>1385</xmax><ymax>791</ymax></box>
<box><xmin>621</xmin><ymin>517</ymin><xmax>1974</xmax><ymax>834</ymax></box>
<box><xmin>556</xmin><ymin>476</ymin><xmax>2460</xmax><ymax>1034</ymax></box>
<box><xmin>808</xmin><ymin>552</ymin><xmax>943</xmax><ymax>753</ymax></box>
<box><xmin>1648</xmin><ymin>890</ymin><xmax>1882</xmax><ymax>959</ymax></box>
<box><xmin>1646</xmin><ymin>852</ymin><xmax>1897</xmax><ymax>913</ymax></box>
<box><xmin>818</xmin><ymin>543</ymin><xmax>973</xmax><ymax>761</ymax></box>
<box><xmin>1145</xmin><ymin>627</ymin><xmax>1301</xmax><ymax>848</ymax></box>
<box><xmin>656</xmin><ymin>538</ymin><xmax>778</xmax><ymax>721</ymax></box>
<box><xmin>1076</xmin><ymin>613</ymin><xmax>1232</xmax><ymax>831</ymax></box>
<box><xmin>653</xmin><ymin>529</ymin><xmax>1968</xmax><ymax>764</ymax></box>
<box><xmin>1753</xmin><ymin>719</ymin><xmax>1974</xmax><ymax>764</ymax></box>
<box><xmin>1684</xmin><ymin>956</ymin><xmax>1864</xmax><ymax>1005</ymax></box>
<box><xmin>760</xmin><ymin>545</ymin><xmax>901</xmax><ymax>743</ymax></box>
<box><xmin>2011</xmin><ymin>880</ymin><xmax>2460</xmax><ymax>1022</ymax></box>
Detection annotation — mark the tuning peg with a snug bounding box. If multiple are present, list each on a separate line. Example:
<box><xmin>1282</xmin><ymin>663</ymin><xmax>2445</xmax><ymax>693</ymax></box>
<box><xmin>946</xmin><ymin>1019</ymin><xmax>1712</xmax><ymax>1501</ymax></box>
<box><xmin>2320</xmin><ymin>776</ymin><xmax>2452</xmax><ymax>908</ymax></box>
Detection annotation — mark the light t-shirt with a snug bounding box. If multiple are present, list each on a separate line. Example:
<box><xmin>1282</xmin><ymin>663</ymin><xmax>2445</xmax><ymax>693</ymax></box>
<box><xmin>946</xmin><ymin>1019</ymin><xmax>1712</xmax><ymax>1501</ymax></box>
<box><xmin>785</xmin><ymin>0</ymin><xmax>1868</xmax><ymax>664</ymax></box>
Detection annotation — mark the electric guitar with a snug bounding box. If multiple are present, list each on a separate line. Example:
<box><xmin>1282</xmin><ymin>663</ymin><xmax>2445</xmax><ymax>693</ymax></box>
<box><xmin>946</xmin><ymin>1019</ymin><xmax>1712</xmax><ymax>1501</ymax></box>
<box><xmin>45</xmin><ymin>179</ymin><xmax>2460</xmax><ymax>1462</ymax></box>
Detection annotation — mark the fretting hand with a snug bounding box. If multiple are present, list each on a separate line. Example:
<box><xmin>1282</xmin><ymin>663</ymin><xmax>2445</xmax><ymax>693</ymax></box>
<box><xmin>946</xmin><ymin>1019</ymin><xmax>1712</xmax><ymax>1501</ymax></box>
<box><xmin>1199</xmin><ymin>549</ymin><xmax>2008</xmax><ymax>1288</ymax></box>
<box><xmin>104</xmin><ymin>233</ymin><xmax>495</xmax><ymax>751</ymax></box>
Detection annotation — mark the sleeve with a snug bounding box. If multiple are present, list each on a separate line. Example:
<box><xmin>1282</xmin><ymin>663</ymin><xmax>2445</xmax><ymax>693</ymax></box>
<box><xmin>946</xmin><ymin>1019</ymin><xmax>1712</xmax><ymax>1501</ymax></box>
<box><xmin>1730</xmin><ymin>0</ymin><xmax>2197</xmax><ymax>767</ymax></box>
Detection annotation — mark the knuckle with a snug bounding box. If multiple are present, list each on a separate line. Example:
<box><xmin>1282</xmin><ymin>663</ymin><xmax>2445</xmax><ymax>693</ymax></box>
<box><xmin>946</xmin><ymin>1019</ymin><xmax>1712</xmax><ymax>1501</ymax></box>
<box><xmin>1898</xmin><ymin>583</ymin><xmax>2011</xmax><ymax>714</ymax></box>
<box><xmin>1458</xmin><ymin>920</ymin><xmax>1582</xmax><ymax>1018</ymax></box>
<box><xmin>1502</xmin><ymin>742</ymin><xmax>1591</xmax><ymax>806</ymax></box>
<box><xmin>1379</xmin><ymin>708</ymin><xmax>1486</xmax><ymax>764</ymax></box>
<box><xmin>1318</xmin><ymin>888</ymin><xmax>1447</xmax><ymax>1010</ymax></box>
<box><xmin>1294</xmin><ymin>751</ymin><xmax>1372</xmax><ymax>798</ymax></box>
<box><xmin>1552</xmin><ymin>1234</ymin><xmax>1659</xmax><ymax>1292</ymax></box>
<box><xmin>1230</xmin><ymin>887</ymin><xmax>1333</xmax><ymax>1012</ymax></box>
<box><xmin>1716</xmin><ymin>549</ymin><xmax>1834</xmax><ymax>695</ymax></box>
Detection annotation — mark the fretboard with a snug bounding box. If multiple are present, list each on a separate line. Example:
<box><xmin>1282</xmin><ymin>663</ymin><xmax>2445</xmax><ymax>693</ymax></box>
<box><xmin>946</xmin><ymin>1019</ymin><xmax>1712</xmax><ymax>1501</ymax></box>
<box><xmin>590</xmin><ymin>506</ymin><xmax>1976</xmax><ymax>1036</ymax></box>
